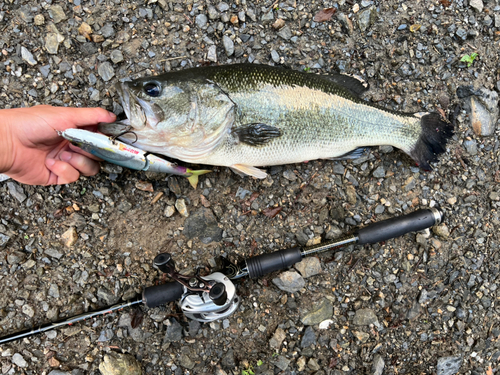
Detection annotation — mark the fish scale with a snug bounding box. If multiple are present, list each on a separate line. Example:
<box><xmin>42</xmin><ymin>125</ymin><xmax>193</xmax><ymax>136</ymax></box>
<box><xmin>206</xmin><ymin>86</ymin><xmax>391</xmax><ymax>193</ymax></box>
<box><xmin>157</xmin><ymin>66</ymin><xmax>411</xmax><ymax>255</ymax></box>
<box><xmin>99</xmin><ymin>64</ymin><xmax>453</xmax><ymax>178</ymax></box>
<box><xmin>202</xmin><ymin>69</ymin><xmax>420</xmax><ymax>167</ymax></box>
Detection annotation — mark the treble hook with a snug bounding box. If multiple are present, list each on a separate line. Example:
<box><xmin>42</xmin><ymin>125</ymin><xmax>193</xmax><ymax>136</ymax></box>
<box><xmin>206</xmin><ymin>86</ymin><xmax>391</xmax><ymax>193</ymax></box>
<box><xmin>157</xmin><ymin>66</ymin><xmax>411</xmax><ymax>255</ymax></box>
<box><xmin>110</xmin><ymin>126</ymin><xmax>138</xmax><ymax>144</ymax></box>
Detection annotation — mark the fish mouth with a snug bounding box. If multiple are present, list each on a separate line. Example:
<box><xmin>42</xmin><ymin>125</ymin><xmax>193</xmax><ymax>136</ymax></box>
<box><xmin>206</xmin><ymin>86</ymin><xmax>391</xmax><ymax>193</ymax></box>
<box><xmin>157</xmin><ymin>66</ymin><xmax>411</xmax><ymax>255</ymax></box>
<box><xmin>99</xmin><ymin>82</ymin><xmax>164</xmax><ymax>136</ymax></box>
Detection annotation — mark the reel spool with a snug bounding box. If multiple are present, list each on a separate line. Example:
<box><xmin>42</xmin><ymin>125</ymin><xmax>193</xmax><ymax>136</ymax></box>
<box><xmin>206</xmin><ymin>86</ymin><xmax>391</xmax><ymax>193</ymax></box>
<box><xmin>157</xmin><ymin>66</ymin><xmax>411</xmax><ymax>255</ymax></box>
<box><xmin>180</xmin><ymin>272</ymin><xmax>240</xmax><ymax>322</ymax></box>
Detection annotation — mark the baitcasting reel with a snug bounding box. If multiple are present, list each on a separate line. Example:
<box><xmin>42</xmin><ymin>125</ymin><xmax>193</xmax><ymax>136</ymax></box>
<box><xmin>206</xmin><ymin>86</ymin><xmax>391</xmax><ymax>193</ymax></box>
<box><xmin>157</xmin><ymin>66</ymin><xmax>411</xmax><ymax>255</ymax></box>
<box><xmin>151</xmin><ymin>253</ymin><xmax>240</xmax><ymax>323</ymax></box>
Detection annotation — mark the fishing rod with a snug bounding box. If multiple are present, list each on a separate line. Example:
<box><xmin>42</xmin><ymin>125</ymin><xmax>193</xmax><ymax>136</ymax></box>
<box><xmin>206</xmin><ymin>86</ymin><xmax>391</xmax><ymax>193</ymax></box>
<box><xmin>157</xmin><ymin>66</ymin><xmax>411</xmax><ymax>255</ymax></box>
<box><xmin>0</xmin><ymin>208</ymin><xmax>443</xmax><ymax>345</ymax></box>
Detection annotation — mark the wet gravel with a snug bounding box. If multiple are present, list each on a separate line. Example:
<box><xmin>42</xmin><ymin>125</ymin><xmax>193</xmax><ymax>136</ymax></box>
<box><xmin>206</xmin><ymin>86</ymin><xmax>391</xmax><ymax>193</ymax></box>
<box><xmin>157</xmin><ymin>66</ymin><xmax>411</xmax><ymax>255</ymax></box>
<box><xmin>1</xmin><ymin>0</ymin><xmax>500</xmax><ymax>374</ymax></box>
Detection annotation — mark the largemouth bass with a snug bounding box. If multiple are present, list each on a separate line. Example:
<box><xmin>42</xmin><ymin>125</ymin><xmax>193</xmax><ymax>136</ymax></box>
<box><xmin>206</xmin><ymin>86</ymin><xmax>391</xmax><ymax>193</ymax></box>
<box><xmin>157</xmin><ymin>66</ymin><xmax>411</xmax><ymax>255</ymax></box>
<box><xmin>99</xmin><ymin>64</ymin><xmax>453</xmax><ymax>178</ymax></box>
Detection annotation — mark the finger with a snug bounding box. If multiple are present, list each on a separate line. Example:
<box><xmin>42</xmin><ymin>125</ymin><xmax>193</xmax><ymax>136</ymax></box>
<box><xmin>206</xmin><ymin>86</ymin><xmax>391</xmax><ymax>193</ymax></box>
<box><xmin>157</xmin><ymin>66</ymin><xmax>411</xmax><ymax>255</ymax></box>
<box><xmin>60</xmin><ymin>107</ymin><xmax>116</xmax><ymax>128</ymax></box>
<box><xmin>60</xmin><ymin>151</ymin><xmax>101</xmax><ymax>176</ymax></box>
<box><xmin>76</xmin><ymin>125</ymin><xmax>99</xmax><ymax>133</ymax></box>
<box><xmin>45</xmin><ymin>158</ymin><xmax>81</xmax><ymax>185</ymax></box>
<box><xmin>68</xmin><ymin>142</ymin><xmax>103</xmax><ymax>161</ymax></box>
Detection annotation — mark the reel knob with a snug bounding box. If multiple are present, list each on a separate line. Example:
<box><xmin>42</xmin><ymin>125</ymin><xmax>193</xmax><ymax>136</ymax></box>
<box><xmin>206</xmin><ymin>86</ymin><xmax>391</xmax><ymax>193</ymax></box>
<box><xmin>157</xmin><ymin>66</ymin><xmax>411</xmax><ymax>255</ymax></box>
<box><xmin>209</xmin><ymin>283</ymin><xmax>227</xmax><ymax>306</ymax></box>
<box><xmin>154</xmin><ymin>253</ymin><xmax>176</xmax><ymax>274</ymax></box>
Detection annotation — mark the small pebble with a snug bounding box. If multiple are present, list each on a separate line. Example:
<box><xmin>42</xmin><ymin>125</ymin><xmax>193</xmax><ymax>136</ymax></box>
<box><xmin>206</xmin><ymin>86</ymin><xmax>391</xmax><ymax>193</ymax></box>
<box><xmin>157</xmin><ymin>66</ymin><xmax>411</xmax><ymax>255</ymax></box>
<box><xmin>433</xmin><ymin>224</ymin><xmax>450</xmax><ymax>239</ymax></box>
<box><xmin>175</xmin><ymin>199</ymin><xmax>189</xmax><ymax>217</ymax></box>
<box><xmin>165</xmin><ymin>205</ymin><xmax>176</xmax><ymax>217</ymax></box>
<box><xmin>34</xmin><ymin>14</ymin><xmax>45</xmax><ymax>25</ymax></box>
<box><xmin>61</xmin><ymin>227</ymin><xmax>78</xmax><ymax>247</ymax></box>
<box><xmin>12</xmin><ymin>353</ymin><xmax>28</xmax><ymax>368</ymax></box>
<box><xmin>372</xmin><ymin>166</ymin><xmax>385</xmax><ymax>178</ymax></box>
<box><xmin>300</xmin><ymin>326</ymin><xmax>317</xmax><ymax>348</ymax></box>
<box><xmin>271</xmin><ymin>50</ymin><xmax>280</xmax><ymax>63</ymax></box>
<box><xmin>222</xmin><ymin>35</ymin><xmax>234</xmax><ymax>56</ymax></box>
<box><xmin>45</xmin><ymin>33</ymin><xmax>64</xmax><ymax>54</ymax></box>
<box><xmin>195</xmin><ymin>14</ymin><xmax>208</xmax><ymax>28</ymax></box>
<box><xmin>22</xmin><ymin>304</ymin><xmax>35</xmax><ymax>318</ymax></box>
<box><xmin>21</xmin><ymin>46</ymin><xmax>37</xmax><ymax>66</ymax></box>
<box><xmin>110</xmin><ymin>50</ymin><xmax>124</xmax><ymax>64</ymax></box>
<box><xmin>98</xmin><ymin>61</ymin><xmax>115</xmax><ymax>82</ymax></box>
<box><xmin>372</xmin><ymin>354</ymin><xmax>385</xmax><ymax>375</ymax></box>
<box><xmin>207</xmin><ymin>45</ymin><xmax>217</xmax><ymax>62</ymax></box>
<box><xmin>45</xmin><ymin>331</ymin><xmax>57</xmax><ymax>339</ymax></box>
<box><xmin>48</xmin><ymin>5</ymin><xmax>67</xmax><ymax>24</ymax></box>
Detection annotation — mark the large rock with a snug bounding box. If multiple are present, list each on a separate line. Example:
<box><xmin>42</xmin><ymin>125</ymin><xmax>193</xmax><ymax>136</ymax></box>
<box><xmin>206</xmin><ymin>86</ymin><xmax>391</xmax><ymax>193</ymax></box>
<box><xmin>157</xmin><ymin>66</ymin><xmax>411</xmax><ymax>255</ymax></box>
<box><xmin>183</xmin><ymin>208</ymin><xmax>223</xmax><ymax>243</ymax></box>
<box><xmin>436</xmin><ymin>356</ymin><xmax>462</xmax><ymax>375</ymax></box>
<box><xmin>272</xmin><ymin>271</ymin><xmax>305</xmax><ymax>293</ymax></box>
<box><xmin>358</xmin><ymin>6</ymin><xmax>377</xmax><ymax>32</ymax></box>
<box><xmin>300</xmin><ymin>326</ymin><xmax>317</xmax><ymax>348</ymax></box>
<box><xmin>99</xmin><ymin>352</ymin><xmax>142</xmax><ymax>375</ymax></box>
<box><xmin>372</xmin><ymin>354</ymin><xmax>385</xmax><ymax>375</ymax></box>
<box><xmin>163</xmin><ymin>318</ymin><xmax>183</xmax><ymax>343</ymax></box>
<box><xmin>469</xmin><ymin>0</ymin><xmax>484</xmax><ymax>12</ymax></box>
<box><xmin>7</xmin><ymin>181</ymin><xmax>26</xmax><ymax>203</ymax></box>
<box><xmin>294</xmin><ymin>257</ymin><xmax>322</xmax><ymax>278</ymax></box>
<box><xmin>301</xmin><ymin>299</ymin><xmax>333</xmax><ymax>325</ymax></box>
<box><xmin>457</xmin><ymin>86</ymin><xmax>499</xmax><ymax>137</ymax></box>
<box><xmin>269</xmin><ymin>327</ymin><xmax>286</xmax><ymax>349</ymax></box>
<box><xmin>353</xmin><ymin>308</ymin><xmax>379</xmax><ymax>327</ymax></box>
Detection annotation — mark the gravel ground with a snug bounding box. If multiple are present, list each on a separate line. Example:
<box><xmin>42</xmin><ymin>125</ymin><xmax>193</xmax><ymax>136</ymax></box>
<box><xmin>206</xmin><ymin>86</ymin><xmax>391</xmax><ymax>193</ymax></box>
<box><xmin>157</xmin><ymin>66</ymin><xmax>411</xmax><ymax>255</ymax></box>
<box><xmin>1</xmin><ymin>0</ymin><xmax>500</xmax><ymax>374</ymax></box>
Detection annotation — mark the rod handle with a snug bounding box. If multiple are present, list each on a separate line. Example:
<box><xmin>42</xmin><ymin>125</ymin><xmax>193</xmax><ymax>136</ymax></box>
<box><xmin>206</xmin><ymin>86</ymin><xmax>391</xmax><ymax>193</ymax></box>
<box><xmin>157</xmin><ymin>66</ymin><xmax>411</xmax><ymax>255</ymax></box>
<box><xmin>356</xmin><ymin>208</ymin><xmax>444</xmax><ymax>245</ymax></box>
<box><xmin>142</xmin><ymin>282</ymin><xmax>185</xmax><ymax>308</ymax></box>
<box><xmin>246</xmin><ymin>247</ymin><xmax>303</xmax><ymax>279</ymax></box>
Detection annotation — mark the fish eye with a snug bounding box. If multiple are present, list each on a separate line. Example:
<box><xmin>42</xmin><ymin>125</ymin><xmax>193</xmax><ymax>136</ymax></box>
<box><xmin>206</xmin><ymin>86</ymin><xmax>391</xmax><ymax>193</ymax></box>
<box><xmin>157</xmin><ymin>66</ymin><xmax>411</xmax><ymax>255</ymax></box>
<box><xmin>143</xmin><ymin>82</ymin><xmax>161</xmax><ymax>97</ymax></box>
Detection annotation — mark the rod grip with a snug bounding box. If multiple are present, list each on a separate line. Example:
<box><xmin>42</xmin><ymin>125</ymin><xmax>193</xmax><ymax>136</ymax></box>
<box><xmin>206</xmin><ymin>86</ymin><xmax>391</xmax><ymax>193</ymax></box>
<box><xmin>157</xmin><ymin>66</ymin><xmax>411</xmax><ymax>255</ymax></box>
<box><xmin>142</xmin><ymin>282</ymin><xmax>185</xmax><ymax>308</ymax></box>
<box><xmin>355</xmin><ymin>208</ymin><xmax>443</xmax><ymax>245</ymax></box>
<box><xmin>246</xmin><ymin>247</ymin><xmax>303</xmax><ymax>279</ymax></box>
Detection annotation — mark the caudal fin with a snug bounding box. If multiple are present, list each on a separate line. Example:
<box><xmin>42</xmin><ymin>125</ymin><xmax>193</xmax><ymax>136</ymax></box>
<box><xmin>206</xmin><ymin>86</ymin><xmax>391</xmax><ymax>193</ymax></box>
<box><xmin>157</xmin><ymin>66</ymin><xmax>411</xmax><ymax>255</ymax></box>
<box><xmin>186</xmin><ymin>169</ymin><xmax>211</xmax><ymax>189</ymax></box>
<box><xmin>409</xmin><ymin>112</ymin><xmax>454</xmax><ymax>170</ymax></box>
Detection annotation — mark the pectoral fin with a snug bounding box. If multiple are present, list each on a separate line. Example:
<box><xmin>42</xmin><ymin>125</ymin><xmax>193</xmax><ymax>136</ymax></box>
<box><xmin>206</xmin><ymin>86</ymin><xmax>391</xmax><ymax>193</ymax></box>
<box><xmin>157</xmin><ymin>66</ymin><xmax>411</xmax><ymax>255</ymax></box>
<box><xmin>230</xmin><ymin>164</ymin><xmax>268</xmax><ymax>179</ymax></box>
<box><xmin>232</xmin><ymin>123</ymin><xmax>281</xmax><ymax>146</ymax></box>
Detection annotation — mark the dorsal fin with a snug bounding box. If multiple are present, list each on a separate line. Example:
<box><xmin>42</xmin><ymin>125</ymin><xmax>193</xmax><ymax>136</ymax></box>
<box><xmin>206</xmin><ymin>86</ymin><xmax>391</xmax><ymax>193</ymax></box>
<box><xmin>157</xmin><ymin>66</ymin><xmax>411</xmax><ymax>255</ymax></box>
<box><xmin>320</xmin><ymin>73</ymin><xmax>369</xmax><ymax>97</ymax></box>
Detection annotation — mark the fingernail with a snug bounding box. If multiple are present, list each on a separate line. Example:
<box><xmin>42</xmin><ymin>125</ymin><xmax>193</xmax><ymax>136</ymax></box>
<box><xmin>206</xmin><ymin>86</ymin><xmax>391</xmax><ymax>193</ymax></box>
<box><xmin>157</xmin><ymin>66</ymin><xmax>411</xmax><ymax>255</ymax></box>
<box><xmin>108</xmin><ymin>111</ymin><xmax>116</xmax><ymax>118</ymax></box>
<box><xmin>61</xmin><ymin>151</ymin><xmax>72</xmax><ymax>162</ymax></box>
<box><xmin>46</xmin><ymin>159</ymin><xmax>56</xmax><ymax>167</ymax></box>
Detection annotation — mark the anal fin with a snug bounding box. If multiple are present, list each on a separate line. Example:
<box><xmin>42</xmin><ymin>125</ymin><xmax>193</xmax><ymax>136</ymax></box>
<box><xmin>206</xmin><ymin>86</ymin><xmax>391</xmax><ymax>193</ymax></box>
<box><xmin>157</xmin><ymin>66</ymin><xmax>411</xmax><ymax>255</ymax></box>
<box><xmin>328</xmin><ymin>147</ymin><xmax>368</xmax><ymax>160</ymax></box>
<box><xmin>230</xmin><ymin>164</ymin><xmax>268</xmax><ymax>179</ymax></box>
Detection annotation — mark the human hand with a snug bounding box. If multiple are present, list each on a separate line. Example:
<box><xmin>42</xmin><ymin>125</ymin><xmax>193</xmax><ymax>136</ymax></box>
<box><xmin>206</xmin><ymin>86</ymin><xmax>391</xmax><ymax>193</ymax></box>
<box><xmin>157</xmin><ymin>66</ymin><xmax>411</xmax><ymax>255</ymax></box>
<box><xmin>0</xmin><ymin>105</ymin><xmax>116</xmax><ymax>185</ymax></box>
